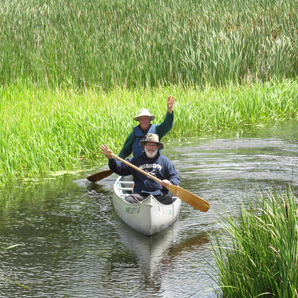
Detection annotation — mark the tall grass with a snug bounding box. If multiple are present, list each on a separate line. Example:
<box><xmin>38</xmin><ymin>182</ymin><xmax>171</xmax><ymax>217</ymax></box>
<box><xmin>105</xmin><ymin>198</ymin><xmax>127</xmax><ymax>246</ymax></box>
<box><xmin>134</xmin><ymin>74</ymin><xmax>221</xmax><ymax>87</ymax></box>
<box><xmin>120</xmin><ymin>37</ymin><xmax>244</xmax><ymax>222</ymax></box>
<box><xmin>213</xmin><ymin>188</ymin><xmax>298</xmax><ymax>297</ymax></box>
<box><xmin>0</xmin><ymin>0</ymin><xmax>296</xmax><ymax>90</ymax></box>
<box><xmin>0</xmin><ymin>79</ymin><xmax>297</xmax><ymax>185</ymax></box>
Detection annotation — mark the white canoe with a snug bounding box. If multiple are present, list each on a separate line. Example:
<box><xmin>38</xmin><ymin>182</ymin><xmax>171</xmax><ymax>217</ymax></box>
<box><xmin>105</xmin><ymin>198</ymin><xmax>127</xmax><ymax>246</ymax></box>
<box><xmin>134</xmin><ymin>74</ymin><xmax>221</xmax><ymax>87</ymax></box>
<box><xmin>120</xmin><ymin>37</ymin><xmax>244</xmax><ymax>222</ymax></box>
<box><xmin>112</xmin><ymin>175</ymin><xmax>181</xmax><ymax>236</ymax></box>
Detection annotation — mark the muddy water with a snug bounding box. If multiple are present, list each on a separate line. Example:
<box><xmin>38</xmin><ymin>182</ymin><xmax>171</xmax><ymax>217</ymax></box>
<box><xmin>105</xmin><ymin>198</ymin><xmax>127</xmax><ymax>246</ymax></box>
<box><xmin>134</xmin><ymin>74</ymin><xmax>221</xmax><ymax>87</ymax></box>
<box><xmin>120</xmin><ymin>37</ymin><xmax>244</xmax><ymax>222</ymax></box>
<box><xmin>0</xmin><ymin>121</ymin><xmax>297</xmax><ymax>297</ymax></box>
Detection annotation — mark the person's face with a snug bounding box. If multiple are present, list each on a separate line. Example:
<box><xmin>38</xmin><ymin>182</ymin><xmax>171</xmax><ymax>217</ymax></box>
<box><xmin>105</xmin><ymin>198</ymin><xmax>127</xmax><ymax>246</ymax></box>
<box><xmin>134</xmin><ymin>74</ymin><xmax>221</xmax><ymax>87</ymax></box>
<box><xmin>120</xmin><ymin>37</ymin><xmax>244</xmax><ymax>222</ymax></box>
<box><xmin>144</xmin><ymin>142</ymin><xmax>159</xmax><ymax>158</ymax></box>
<box><xmin>138</xmin><ymin>116</ymin><xmax>151</xmax><ymax>130</ymax></box>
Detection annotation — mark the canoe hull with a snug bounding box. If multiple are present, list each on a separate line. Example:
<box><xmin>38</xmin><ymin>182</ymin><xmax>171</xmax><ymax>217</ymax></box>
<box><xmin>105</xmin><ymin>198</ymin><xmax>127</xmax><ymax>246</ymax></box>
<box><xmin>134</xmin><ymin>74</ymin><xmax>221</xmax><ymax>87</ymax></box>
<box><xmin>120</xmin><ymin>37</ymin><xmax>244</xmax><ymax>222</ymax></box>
<box><xmin>112</xmin><ymin>176</ymin><xmax>181</xmax><ymax>236</ymax></box>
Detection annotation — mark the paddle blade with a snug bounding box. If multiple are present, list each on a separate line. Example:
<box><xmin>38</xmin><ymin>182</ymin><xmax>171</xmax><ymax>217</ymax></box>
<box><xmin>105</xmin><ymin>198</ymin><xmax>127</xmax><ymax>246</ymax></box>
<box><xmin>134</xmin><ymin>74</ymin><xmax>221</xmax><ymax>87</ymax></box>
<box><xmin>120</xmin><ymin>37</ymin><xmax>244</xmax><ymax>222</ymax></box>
<box><xmin>167</xmin><ymin>184</ymin><xmax>209</xmax><ymax>212</ymax></box>
<box><xmin>87</xmin><ymin>169</ymin><xmax>113</xmax><ymax>182</ymax></box>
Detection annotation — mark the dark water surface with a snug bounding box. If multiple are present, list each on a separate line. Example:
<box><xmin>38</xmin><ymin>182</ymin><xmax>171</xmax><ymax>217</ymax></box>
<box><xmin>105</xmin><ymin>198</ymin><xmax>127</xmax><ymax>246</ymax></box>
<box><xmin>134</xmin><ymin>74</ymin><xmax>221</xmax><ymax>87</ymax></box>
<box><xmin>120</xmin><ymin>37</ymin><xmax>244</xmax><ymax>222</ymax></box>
<box><xmin>0</xmin><ymin>121</ymin><xmax>297</xmax><ymax>297</ymax></box>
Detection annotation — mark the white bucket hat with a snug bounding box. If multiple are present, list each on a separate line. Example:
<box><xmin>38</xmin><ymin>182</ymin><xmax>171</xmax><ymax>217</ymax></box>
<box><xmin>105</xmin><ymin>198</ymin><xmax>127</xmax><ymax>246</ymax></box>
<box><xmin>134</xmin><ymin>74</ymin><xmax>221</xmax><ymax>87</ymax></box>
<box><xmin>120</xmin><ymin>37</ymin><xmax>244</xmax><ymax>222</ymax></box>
<box><xmin>133</xmin><ymin>108</ymin><xmax>155</xmax><ymax>121</ymax></box>
<box><xmin>139</xmin><ymin>133</ymin><xmax>164</xmax><ymax>149</ymax></box>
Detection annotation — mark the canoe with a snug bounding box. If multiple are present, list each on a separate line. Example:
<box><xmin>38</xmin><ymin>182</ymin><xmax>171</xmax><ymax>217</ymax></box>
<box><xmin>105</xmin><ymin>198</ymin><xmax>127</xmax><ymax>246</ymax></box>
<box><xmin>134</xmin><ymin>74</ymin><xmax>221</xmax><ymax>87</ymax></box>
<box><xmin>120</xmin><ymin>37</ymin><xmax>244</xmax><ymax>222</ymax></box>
<box><xmin>112</xmin><ymin>175</ymin><xmax>181</xmax><ymax>236</ymax></box>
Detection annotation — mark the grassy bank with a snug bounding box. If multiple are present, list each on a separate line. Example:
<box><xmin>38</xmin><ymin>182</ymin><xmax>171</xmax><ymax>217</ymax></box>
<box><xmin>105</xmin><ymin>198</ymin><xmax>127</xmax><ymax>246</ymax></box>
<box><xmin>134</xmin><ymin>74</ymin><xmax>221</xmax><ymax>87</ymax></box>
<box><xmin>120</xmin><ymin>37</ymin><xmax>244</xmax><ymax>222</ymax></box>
<box><xmin>1</xmin><ymin>0</ymin><xmax>297</xmax><ymax>184</ymax></box>
<box><xmin>213</xmin><ymin>188</ymin><xmax>297</xmax><ymax>297</ymax></box>
<box><xmin>0</xmin><ymin>79</ymin><xmax>297</xmax><ymax>185</ymax></box>
<box><xmin>0</xmin><ymin>0</ymin><xmax>296</xmax><ymax>90</ymax></box>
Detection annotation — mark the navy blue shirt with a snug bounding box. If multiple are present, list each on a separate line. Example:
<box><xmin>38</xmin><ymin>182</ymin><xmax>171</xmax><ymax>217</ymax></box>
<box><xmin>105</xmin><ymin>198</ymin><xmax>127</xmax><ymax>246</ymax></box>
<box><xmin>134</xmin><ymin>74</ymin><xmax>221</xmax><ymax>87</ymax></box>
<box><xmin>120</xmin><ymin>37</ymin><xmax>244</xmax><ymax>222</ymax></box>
<box><xmin>109</xmin><ymin>152</ymin><xmax>179</xmax><ymax>196</ymax></box>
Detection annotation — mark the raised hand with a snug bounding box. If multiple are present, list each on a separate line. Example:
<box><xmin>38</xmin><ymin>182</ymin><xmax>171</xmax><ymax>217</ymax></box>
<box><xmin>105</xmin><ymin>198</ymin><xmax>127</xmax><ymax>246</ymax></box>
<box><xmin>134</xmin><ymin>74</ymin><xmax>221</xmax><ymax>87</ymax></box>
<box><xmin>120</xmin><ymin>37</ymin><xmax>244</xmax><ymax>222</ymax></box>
<box><xmin>167</xmin><ymin>96</ymin><xmax>176</xmax><ymax>114</ymax></box>
<box><xmin>100</xmin><ymin>144</ymin><xmax>113</xmax><ymax>159</ymax></box>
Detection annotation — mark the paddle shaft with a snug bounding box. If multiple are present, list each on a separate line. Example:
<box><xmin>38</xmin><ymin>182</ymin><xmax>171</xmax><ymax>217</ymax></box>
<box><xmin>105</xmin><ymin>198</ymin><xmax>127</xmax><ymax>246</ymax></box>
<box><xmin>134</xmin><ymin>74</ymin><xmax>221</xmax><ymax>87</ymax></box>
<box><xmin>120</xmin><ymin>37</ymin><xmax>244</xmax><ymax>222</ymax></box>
<box><xmin>111</xmin><ymin>154</ymin><xmax>164</xmax><ymax>184</ymax></box>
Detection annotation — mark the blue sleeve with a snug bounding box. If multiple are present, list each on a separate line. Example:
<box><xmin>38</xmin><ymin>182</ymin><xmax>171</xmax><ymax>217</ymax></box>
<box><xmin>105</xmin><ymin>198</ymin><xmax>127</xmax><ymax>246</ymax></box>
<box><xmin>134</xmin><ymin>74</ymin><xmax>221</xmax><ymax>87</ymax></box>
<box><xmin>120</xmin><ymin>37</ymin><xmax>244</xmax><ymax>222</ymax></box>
<box><xmin>108</xmin><ymin>158</ymin><xmax>132</xmax><ymax>176</ymax></box>
<box><xmin>168</xmin><ymin>166</ymin><xmax>179</xmax><ymax>186</ymax></box>
<box><xmin>164</xmin><ymin>156</ymin><xmax>180</xmax><ymax>186</ymax></box>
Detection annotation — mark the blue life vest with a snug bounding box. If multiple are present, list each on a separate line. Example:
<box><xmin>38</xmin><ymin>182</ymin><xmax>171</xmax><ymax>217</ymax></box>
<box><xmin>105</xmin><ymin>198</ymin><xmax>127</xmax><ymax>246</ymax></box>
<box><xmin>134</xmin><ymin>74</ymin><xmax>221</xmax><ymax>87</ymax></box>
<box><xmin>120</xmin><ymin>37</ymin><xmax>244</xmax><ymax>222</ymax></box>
<box><xmin>132</xmin><ymin>124</ymin><xmax>156</xmax><ymax>156</ymax></box>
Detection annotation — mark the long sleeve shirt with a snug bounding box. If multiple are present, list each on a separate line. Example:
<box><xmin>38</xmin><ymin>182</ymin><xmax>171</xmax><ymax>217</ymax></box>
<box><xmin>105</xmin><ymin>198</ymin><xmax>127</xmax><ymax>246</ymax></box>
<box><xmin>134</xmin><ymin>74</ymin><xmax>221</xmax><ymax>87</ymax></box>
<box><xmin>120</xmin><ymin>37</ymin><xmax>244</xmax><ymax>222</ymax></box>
<box><xmin>109</xmin><ymin>152</ymin><xmax>179</xmax><ymax>197</ymax></box>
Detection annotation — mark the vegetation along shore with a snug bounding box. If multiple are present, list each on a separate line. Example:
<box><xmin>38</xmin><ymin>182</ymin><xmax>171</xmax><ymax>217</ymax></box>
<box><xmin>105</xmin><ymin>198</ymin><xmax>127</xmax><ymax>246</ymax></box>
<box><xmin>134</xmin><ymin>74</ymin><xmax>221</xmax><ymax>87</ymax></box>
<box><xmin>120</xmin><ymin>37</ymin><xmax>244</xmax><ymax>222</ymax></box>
<box><xmin>0</xmin><ymin>79</ymin><xmax>297</xmax><ymax>185</ymax></box>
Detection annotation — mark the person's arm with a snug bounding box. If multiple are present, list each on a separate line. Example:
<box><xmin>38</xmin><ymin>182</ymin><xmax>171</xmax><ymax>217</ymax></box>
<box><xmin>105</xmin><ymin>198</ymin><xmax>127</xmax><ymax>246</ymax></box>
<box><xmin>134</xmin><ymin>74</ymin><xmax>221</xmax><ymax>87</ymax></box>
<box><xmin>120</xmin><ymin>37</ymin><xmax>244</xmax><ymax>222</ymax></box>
<box><xmin>160</xmin><ymin>163</ymin><xmax>179</xmax><ymax>191</ymax></box>
<box><xmin>100</xmin><ymin>144</ymin><xmax>131</xmax><ymax>176</ymax></box>
<box><xmin>155</xmin><ymin>96</ymin><xmax>176</xmax><ymax>139</ymax></box>
<box><xmin>155</xmin><ymin>111</ymin><xmax>174</xmax><ymax>139</ymax></box>
<box><xmin>118</xmin><ymin>132</ymin><xmax>134</xmax><ymax>159</ymax></box>
<box><xmin>108</xmin><ymin>158</ymin><xmax>131</xmax><ymax>176</ymax></box>
<box><xmin>167</xmin><ymin>166</ymin><xmax>179</xmax><ymax>186</ymax></box>
<box><xmin>164</xmin><ymin>157</ymin><xmax>180</xmax><ymax>186</ymax></box>
<box><xmin>156</xmin><ymin>155</ymin><xmax>180</xmax><ymax>188</ymax></box>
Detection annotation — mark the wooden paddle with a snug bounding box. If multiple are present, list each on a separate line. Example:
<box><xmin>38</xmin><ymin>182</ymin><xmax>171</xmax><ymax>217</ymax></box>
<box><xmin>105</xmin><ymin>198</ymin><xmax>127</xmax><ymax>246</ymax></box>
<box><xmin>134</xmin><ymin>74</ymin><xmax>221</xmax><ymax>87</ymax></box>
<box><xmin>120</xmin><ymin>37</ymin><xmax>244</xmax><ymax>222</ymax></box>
<box><xmin>87</xmin><ymin>169</ymin><xmax>113</xmax><ymax>182</ymax></box>
<box><xmin>110</xmin><ymin>153</ymin><xmax>210</xmax><ymax>212</ymax></box>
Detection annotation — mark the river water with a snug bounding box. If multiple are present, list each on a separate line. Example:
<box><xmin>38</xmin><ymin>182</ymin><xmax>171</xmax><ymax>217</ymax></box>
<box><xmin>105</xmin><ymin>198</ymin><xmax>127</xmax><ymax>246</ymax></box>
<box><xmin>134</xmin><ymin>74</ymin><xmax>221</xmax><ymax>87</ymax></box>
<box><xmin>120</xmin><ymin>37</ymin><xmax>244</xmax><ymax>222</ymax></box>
<box><xmin>0</xmin><ymin>121</ymin><xmax>297</xmax><ymax>297</ymax></box>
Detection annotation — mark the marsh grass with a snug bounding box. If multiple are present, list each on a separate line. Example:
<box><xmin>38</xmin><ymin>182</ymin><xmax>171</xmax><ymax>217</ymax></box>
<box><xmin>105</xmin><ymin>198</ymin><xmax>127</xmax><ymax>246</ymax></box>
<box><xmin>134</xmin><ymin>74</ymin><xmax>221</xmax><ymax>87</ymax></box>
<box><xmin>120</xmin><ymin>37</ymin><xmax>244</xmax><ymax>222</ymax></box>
<box><xmin>0</xmin><ymin>0</ymin><xmax>297</xmax><ymax>90</ymax></box>
<box><xmin>0</xmin><ymin>79</ymin><xmax>297</xmax><ymax>185</ymax></box>
<box><xmin>212</xmin><ymin>188</ymin><xmax>298</xmax><ymax>297</ymax></box>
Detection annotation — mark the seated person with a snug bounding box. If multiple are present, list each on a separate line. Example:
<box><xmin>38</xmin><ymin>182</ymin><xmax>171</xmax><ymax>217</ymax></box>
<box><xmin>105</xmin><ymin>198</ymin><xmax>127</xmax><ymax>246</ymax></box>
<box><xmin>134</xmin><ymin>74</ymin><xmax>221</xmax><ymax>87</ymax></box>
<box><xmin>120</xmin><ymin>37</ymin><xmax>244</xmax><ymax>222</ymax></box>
<box><xmin>100</xmin><ymin>133</ymin><xmax>179</xmax><ymax>204</ymax></box>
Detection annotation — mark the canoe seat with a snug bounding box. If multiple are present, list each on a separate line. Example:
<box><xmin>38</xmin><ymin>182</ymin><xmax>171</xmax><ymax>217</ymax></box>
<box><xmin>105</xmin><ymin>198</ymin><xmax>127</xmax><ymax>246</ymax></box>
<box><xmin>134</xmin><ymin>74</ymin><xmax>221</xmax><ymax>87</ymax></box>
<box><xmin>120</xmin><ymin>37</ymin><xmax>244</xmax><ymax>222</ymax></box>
<box><xmin>119</xmin><ymin>181</ymin><xmax>134</xmax><ymax>185</ymax></box>
<box><xmin>118</xmin><ymin>176</ymin><xmax>134</xmax><ymax>198</ymax></box>
<box><xmin>117</xmin><ymin>187</ymin><xmax>133</xmax><ymax>191</ymax></box>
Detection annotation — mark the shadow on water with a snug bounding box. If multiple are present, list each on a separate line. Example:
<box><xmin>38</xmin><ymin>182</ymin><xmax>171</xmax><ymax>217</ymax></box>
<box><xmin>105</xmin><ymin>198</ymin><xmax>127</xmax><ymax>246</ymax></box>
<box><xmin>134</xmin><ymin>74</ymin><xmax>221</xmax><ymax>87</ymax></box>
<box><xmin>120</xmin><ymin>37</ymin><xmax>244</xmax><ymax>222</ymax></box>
<box><xmin>0</xmin><ymin>120</ymin><xmax>297</xmax><ymax>297</ymax></box>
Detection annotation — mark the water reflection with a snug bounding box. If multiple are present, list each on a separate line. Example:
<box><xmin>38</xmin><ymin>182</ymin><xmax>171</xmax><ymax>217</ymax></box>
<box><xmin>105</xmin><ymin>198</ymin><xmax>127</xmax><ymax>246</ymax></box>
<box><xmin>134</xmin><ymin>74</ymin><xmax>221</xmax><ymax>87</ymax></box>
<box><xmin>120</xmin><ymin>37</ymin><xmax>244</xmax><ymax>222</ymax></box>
<box><xmin>103</xmin><ymin>221</ymin><xmax>210</xmax><ymax>296</ymax></box>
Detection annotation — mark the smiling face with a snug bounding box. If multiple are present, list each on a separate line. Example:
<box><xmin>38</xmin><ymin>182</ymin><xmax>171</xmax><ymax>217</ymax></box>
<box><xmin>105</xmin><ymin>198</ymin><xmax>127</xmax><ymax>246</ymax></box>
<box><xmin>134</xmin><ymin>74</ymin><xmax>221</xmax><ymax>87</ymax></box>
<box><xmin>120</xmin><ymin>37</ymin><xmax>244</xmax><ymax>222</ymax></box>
<box><xmin>138</xmin><ymin>116</ymin><xmax>151</xmax><ymax>130</ymax></box>
<box><xmin>144</xmin><ymin>142</ymin><xmax>159</xmax><ymax>158</ymax></box>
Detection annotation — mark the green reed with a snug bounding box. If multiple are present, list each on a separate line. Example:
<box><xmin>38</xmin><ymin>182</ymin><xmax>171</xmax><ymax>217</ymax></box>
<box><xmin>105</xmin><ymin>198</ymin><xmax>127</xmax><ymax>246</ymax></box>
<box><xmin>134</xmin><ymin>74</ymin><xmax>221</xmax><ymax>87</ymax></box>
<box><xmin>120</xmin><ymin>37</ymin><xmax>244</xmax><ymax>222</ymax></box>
<box><xmin>0</xmin><ymin>0</ymin><xmax>296</xmax><ymax>90</ymax></box>
<box><xmin>212</xmin><ymin>188</ymin><xmax>297</xmax><ymax>297</ymax></box>
<box><xmin>0</xmin><ymin>79</ymin><xmax>297</xmax><ymax>185</ymax></box>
